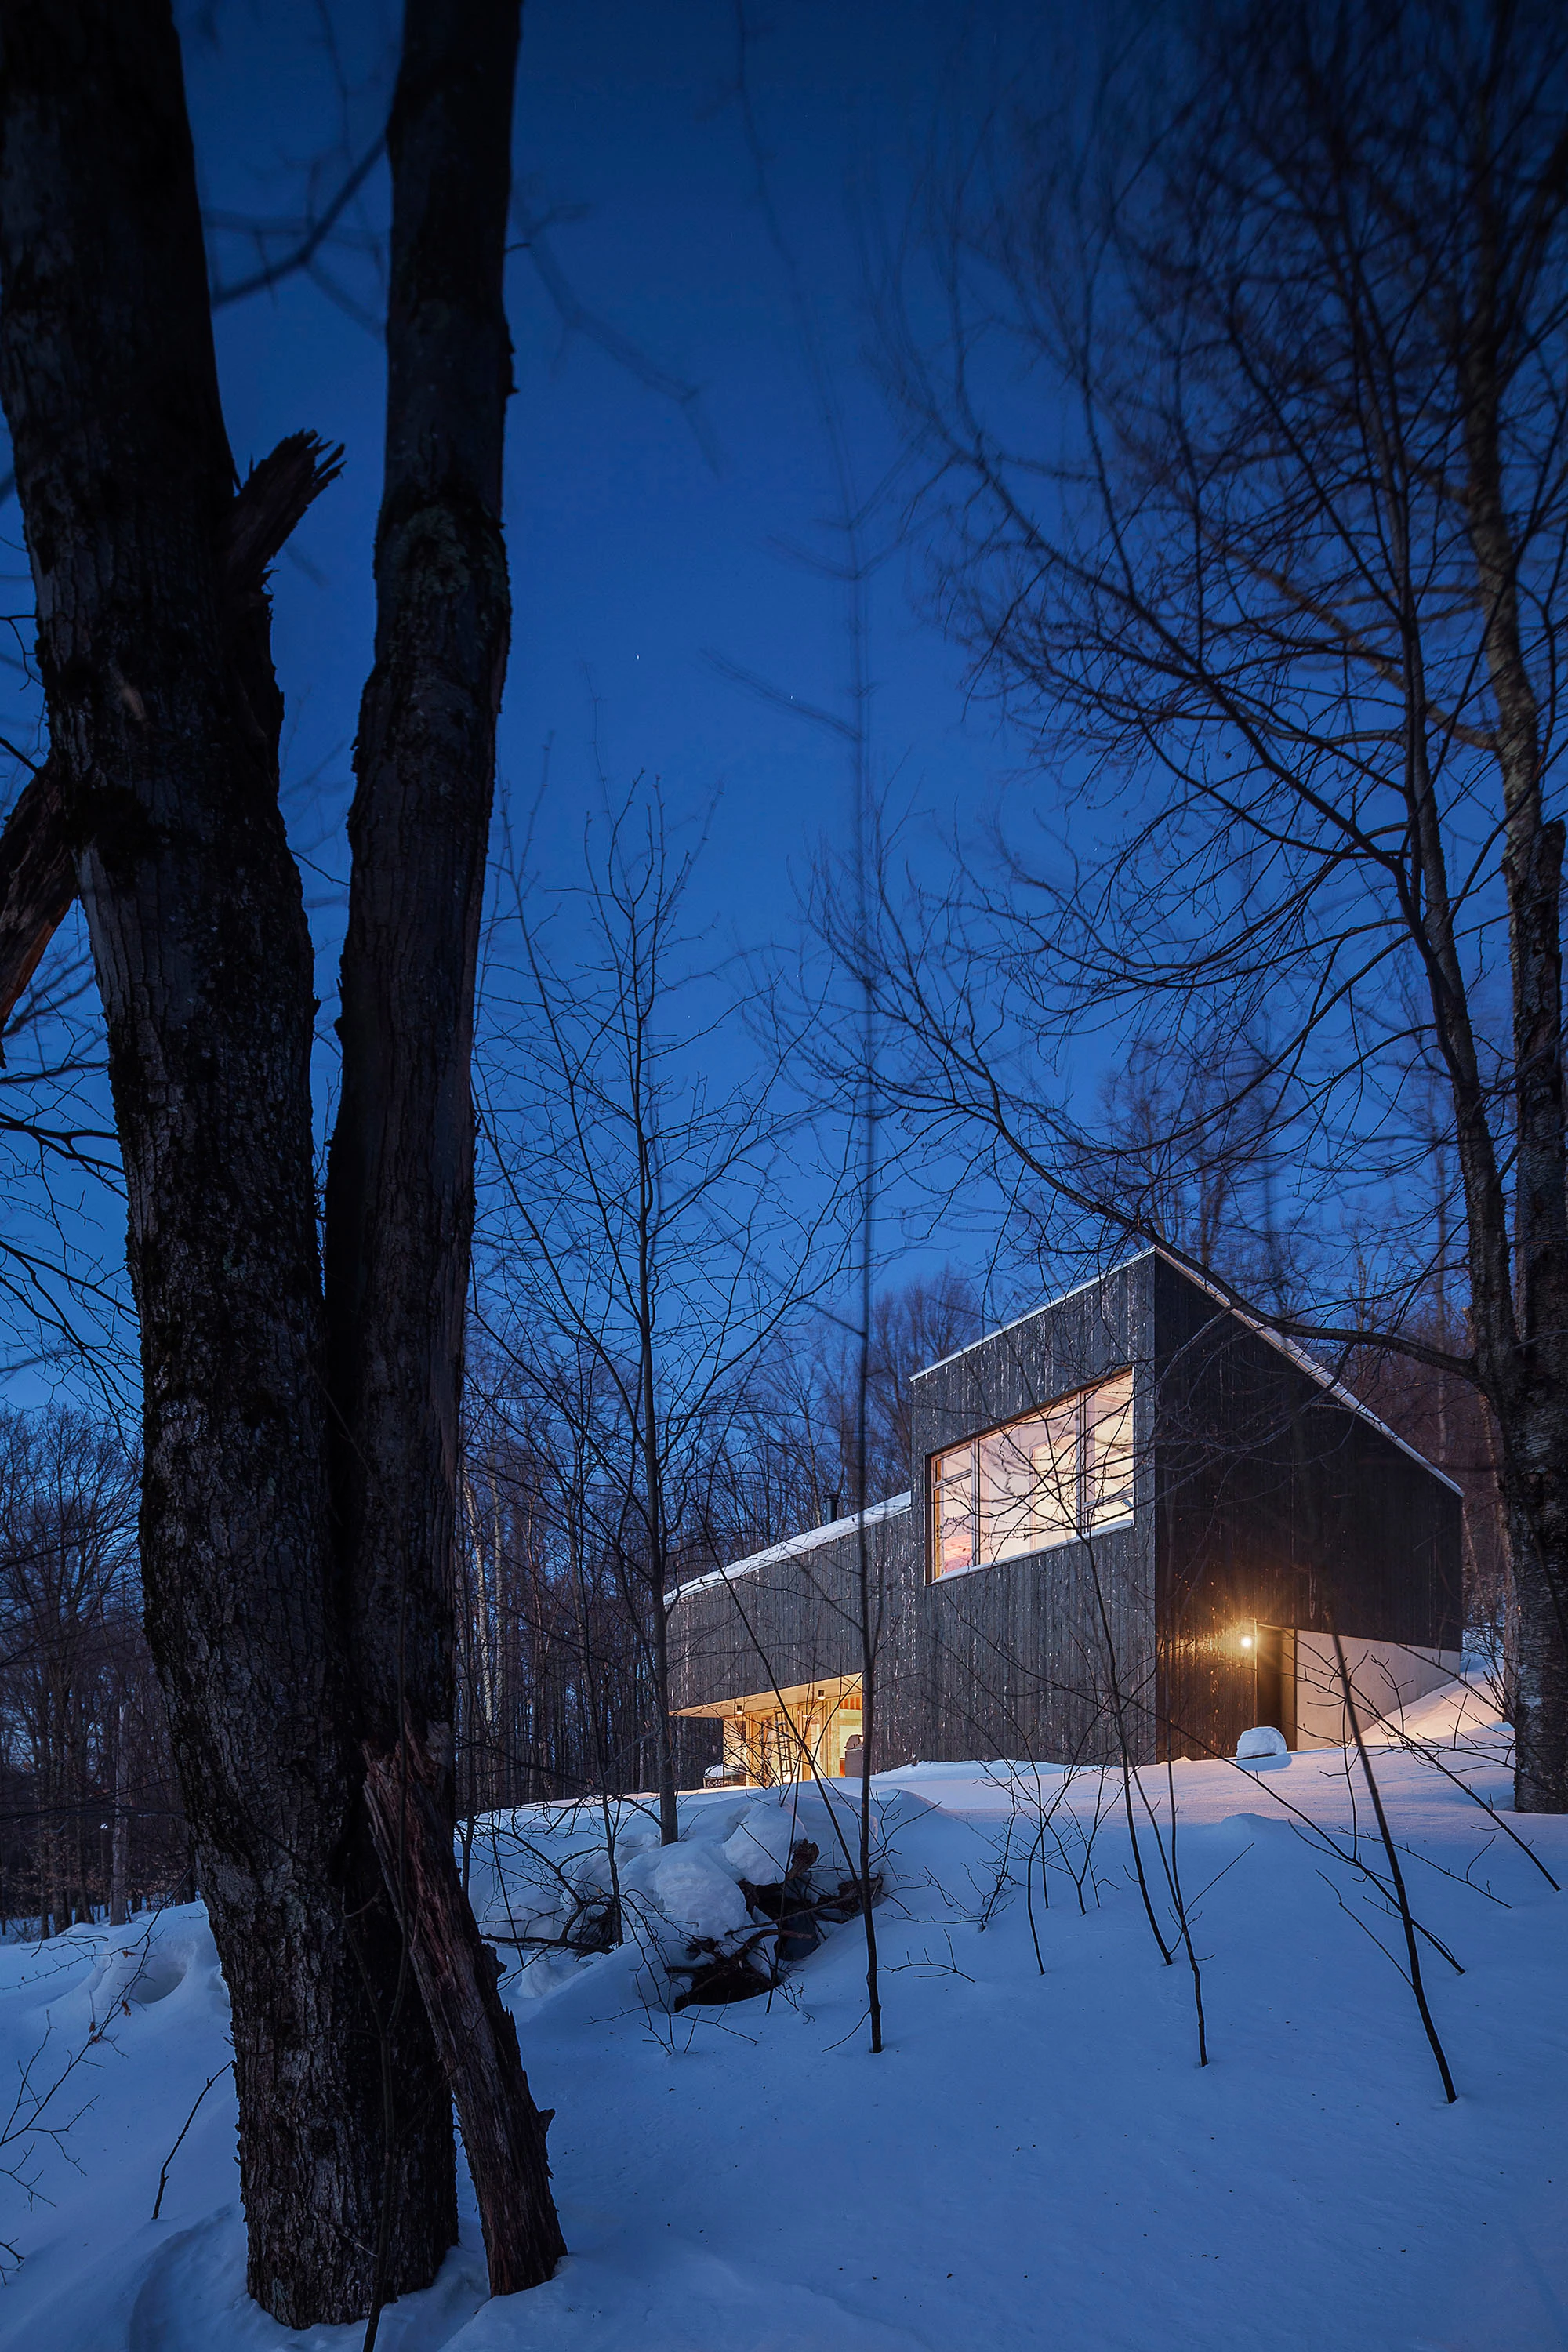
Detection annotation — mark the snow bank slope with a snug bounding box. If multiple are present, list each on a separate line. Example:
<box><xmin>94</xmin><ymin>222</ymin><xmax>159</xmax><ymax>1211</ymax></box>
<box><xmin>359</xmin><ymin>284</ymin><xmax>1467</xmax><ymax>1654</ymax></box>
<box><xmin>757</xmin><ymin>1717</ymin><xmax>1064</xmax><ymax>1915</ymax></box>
<box><xmin>2</xmin><ymin>1707</ymin><xmax>1565</xmax><ymax>2351</ymax></box>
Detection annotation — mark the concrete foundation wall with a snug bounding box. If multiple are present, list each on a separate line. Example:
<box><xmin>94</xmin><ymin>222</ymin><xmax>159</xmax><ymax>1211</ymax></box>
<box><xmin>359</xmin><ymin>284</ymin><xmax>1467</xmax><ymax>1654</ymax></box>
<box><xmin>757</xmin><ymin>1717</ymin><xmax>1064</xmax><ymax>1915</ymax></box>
<box><xmin>1292</xmin><ymin>1634</ymin><xmax>1463</xmax><ymax>1750</ymax></box>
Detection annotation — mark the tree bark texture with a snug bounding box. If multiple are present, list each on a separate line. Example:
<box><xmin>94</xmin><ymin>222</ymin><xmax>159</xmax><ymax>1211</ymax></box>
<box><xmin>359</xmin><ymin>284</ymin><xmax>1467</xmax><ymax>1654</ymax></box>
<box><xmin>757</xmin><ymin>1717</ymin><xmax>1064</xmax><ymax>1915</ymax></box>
<box><xmin>363</xmin><ymin>1726</ymin><xmax>565</xmax><ymax>2292</ymax></box>
<box><xmin>323</xmin><ymin>0</ymin><xmax>561</xmax><ymax>2281</ymax></box>
<box><xmin>0</xmin><ymin>2</ymin><xmax>451</xmax><ymax>2321</ymax></box>
<box><xmin>1451</xmin><ymin>145</ymin><xmax>1568</xmax><ymax>1813</ymax></box>
<box><xmin>0</xmin><ymin>756</ymin><xmax>73</xmax><ymax>1047</ymax></box>
<box><xmin>327</xmin><ymin>0</ymin><xmax>517</xmax><ymax>1813</ymax></box>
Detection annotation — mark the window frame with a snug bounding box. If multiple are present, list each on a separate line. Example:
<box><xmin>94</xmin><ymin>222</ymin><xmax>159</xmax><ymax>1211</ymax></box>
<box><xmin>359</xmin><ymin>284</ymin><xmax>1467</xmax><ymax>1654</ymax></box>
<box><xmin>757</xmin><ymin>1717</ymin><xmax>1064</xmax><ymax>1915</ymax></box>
<box><xmin>926</xmin><ymin>1368</ymin><xmax>1136</xmax><ymax>1584</ymax></box>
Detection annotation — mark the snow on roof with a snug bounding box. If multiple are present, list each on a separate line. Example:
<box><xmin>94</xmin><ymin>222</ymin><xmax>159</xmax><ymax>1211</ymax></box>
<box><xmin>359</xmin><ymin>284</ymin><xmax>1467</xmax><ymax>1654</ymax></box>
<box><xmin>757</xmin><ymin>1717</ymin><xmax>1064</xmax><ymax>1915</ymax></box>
<box><xmin>666</xmin><ymin>1490</ymin><xmax>913</xmax><ymax>1607</ymax></box>
<box><xmin>1164</xmin><ymin>1251</ymin><xmax>1463</xmax><ymax>1495</ymax></box>
<box><xmin>909</xmin><ymin>1254</ymin><xmax>1146</xmax><ymax>1381</ymax></box>
<box><xmin>909</xmin><ymin>1243</ymin><xmax>1462</xmax><ymax>1497</ymax></box>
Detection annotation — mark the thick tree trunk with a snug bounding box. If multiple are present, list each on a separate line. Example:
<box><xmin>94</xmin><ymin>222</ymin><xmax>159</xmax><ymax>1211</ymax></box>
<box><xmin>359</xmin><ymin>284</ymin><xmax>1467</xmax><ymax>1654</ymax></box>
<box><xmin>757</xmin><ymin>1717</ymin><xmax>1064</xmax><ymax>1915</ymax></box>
<box><xmin>0</xmin><ymin>3</ymin><xmax>448</xmax><ymax>2321</ymax></box>
<box><xmin>324</xmin><ymin>0</ymin><xmax>562</xmax><ymax>2285</ymax></box>
<box><xmin>1504</xmin><ymin>1481</ymin><xmax>1568</xmax><ymax>1811</ymax></box>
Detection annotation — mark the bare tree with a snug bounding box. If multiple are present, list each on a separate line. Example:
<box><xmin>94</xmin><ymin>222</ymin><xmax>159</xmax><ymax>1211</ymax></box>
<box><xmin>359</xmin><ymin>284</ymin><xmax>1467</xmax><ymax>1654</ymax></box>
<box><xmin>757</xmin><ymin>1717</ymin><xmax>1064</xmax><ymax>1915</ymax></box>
<box><xmin>754</xmin><ymin>1272</ymin><xmax>983</xmax><ymax>1525</ymax></box>
<box><xmin>0</xmin><ymin>908</ymin><xmax>130</xmax><ymax>1390</ymax></box>
<box><xmin>866</xmin><ymin>0</ymin><xmax>1568</xmax><ymax>1807</ymax></box>
<box><xmin>459</xmin><ymin>1344</ymin><xmax>665</xmax><ymax>1814</ymax></box>
<box><xmin>0</xmin><ymin>1407</ymin><xmax>178</xmax><ymax>1936</ymax></box>
<box><xmin>481</xmin><ymin>786</ymin><xmax>845</xmax><ymax>1843</ymax></box>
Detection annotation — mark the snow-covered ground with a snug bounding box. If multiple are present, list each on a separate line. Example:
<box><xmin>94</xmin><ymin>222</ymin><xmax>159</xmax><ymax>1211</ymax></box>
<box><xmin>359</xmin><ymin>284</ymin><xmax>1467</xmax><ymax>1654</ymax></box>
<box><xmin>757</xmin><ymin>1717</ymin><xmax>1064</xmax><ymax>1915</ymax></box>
<box><xmin>3</xmin><ymin>1678</ymin><xmax>1566</xmax><ymax>2351</ymax></box>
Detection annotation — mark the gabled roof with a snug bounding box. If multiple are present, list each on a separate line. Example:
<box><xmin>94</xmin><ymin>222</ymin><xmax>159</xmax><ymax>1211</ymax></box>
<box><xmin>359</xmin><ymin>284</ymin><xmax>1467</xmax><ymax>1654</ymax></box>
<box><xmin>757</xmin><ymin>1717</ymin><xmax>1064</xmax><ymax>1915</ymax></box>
<box><xmin>910</xmin><ymin>1244</ymin><xmax>1462</xmax><ymax>1496</ymax></box>
<box><xmin>674</xmin><ymin>1249</ymin><xmax>1461</xmax><ymax>1613</ymax></box>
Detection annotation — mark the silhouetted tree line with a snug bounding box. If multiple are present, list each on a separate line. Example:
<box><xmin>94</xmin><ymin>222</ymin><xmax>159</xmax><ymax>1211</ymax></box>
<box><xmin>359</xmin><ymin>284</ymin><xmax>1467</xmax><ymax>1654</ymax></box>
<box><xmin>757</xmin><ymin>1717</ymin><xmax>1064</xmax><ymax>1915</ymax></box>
<box><xmin>2</xmin><ymin>1255</ymin><xmax>1508</xmax><ymax>1915</ymax></box>
<box><xmin>0</xmin><ymin>1409</ymin><xmax>187</xmax><ymax>1935</ymax></box>
<box><xmin>0</xmin><ymin>1277</ymin><xmax>978</xmax><ymax>1940</ymax></box>
<box><xmin>453</xmin><ymin>1272</ymin><xmax>982</xmax><ymax>1814</ymax></box>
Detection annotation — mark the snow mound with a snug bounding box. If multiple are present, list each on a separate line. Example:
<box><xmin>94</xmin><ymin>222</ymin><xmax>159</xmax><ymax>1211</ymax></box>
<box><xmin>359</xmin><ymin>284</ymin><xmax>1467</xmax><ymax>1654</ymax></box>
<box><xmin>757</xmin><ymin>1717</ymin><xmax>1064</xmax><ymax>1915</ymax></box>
<box><xmin>1236</xmin><ymin>1724</ymin><xmax>1290</xmax><ymax>1763</ymax></box>
<box><xmin>70</xmin><ymin>1917</ymin><xmax>227</xmax><ymax>2031</ymax></box>
<box><xmin>676</xmin><ymin>1795</ymin><xmax>752</xmax><ymax>1844</ymax></box>
<box><xmin>619</xmin><ymin>1841</ymin><xmax>750</xmax><ymax>1941</ymax></box>
<box><xmin>720</xmin><ymin>1802</ymin><xmax>802</xmax><ymax>1882</ymax></box>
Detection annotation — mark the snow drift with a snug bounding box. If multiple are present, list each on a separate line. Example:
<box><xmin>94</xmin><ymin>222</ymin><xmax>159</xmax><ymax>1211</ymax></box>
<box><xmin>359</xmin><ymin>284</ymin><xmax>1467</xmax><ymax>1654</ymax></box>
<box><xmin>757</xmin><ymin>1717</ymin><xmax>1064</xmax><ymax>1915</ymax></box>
<box><xmin>2</xmin><ymin>1674</ymin><xmax>1564</xmax><ymax>2352</ymax></box>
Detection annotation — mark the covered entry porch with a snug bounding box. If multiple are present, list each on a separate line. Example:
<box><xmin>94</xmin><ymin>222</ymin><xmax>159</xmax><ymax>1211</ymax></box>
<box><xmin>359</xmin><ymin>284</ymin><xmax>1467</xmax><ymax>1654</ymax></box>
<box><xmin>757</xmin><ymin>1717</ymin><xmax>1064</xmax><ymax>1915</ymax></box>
<box><xmin>674</xmin><ymin>1672</ymin><xmax>863</xmax><ymax>1788</ymax></box>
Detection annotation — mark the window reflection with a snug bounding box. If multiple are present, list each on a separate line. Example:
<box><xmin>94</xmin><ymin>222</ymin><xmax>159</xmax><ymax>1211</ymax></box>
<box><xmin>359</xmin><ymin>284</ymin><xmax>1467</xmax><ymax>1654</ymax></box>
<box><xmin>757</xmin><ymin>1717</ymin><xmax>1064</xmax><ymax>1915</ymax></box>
<box><xmin>929</xmin><ymin>1370</ymin><xmax>1134</xmax><ymax>1580</ymax></box>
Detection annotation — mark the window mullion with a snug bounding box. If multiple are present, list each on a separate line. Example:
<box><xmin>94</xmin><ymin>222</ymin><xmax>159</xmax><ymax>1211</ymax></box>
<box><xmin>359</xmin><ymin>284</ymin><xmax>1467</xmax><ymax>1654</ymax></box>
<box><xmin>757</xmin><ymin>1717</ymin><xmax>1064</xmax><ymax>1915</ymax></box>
<box><xmin>1076</xmin><ymin>1395</ymin><xmax>1086</xmax><ymax>1530</ymax></box>
<box><xmin>971</xmin><ymin>1438</ymin><xmax>982</xmax><ymax>1569</ymax></box>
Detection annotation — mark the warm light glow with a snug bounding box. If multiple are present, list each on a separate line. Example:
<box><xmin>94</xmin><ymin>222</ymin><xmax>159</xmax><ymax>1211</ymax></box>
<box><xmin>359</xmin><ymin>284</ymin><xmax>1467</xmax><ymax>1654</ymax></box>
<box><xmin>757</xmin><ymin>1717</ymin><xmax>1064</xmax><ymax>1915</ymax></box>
<box><xmin>1240</xmin><ymin>1634</ymin><xmax>1254</xmax><ymax>1650</ymax></box>
<box><xmin>929</xmin><ymin>1368</ymin><xmax>1136</xmax><ymax>1580</ymax></box>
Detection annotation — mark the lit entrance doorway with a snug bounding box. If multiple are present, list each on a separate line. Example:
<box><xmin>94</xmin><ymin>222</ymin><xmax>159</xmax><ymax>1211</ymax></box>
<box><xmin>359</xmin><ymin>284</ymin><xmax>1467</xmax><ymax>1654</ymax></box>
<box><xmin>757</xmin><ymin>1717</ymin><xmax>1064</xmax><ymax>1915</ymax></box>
<box><xmin>1250</xmin><ymin>1624</ymin><xmax>1297</xmax><ymax>1748</ymax></box>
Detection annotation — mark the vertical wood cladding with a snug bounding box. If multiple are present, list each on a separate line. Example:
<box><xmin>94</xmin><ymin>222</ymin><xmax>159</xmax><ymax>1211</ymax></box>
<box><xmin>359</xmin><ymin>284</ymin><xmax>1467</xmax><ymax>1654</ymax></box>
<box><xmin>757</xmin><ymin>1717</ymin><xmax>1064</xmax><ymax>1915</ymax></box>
<box><xmin>905</xmin><ymin>1255</ymin><xmax>1158</xmax><ymax>1766</ymax></box>
<box><xmin>1151</xmin><ymin>1254</ymin><xmax>1463</xmax><ymax>1762</ymax></box>
<box><xmin>668</xmin><ymin>1513</ymin><xmax>897</xmax><ymax>1717</ymax></box>
<box><xmin>670</xmin><ymin>1257</ymin><xmax>1160</xmax><ymax>1769</ymax></box>
<box><xmin>667</xmin><ymin>1250</ymin><xmax>1462</xmax><ymax>1776</ymax></box>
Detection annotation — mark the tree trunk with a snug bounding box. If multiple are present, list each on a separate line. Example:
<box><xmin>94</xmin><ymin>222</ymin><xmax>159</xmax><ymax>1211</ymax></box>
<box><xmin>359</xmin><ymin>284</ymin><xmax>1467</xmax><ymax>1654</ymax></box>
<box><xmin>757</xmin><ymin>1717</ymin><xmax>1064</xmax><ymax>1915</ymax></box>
<box><xmin>1498</xmin><ymin>1460</ymin><xmax>1568</xmax><ymax>1811</ymax></box>
<box><xmin>648</xmin><ymin>1589</ymin><xmax>681</xmax><ymax>1843</ymax></box>
<box><xmin>1455</xmin><ymin>191</ymin><xmax>1568</xmax><ymax>1813</ymax></box>
<box><xmin>109</xmin><ymin>1697</ymin><xmax>129</xmax><ymax>1927</ymax></box>
<box><xmin>323</xmin><ymin>0</ymin><xmax>562</xmax><ymax>2285</ymax></box>
<box><xmin>363</xmin><ymin>1728</ymin><xmax>565</xmax><ymax>2292</ymax></box>
<box><xmin>0</xmin><ymin>3</ymin><xmax>445</xmax><ymax>2319</ymax></box>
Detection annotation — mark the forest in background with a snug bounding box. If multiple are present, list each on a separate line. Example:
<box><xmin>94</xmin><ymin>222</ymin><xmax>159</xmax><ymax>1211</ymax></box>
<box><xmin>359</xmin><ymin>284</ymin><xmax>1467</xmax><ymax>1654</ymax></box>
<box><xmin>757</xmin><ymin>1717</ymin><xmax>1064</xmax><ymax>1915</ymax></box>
<box><xmin>1</xmin><ymin>1253</ymin><xmax>1507</xmax><ymax>1936</ymax></box>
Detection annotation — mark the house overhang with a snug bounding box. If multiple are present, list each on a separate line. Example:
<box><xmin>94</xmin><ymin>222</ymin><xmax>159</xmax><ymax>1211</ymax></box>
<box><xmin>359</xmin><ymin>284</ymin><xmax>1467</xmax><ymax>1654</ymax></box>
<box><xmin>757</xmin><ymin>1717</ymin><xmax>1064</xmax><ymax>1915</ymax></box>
<box><xmin>671</xmin><ymin>1671</ymin><xmax>861</xmax><ymax>1721</ymax></box>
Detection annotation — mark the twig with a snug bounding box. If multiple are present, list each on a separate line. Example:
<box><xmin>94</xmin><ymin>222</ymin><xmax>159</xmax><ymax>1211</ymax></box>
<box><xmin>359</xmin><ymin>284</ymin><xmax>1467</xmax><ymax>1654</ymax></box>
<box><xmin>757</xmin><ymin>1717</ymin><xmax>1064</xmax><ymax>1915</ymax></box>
<box><xmin>1161</xmin><ymin>1711</ymin><xmax>1465</xmax><ymax>1971</ymax></box>
<box><xmin>151</xmin><ymin>2061</ymin><xmax>233</xmax><ymax>2220</ymax></box>
<box><xmin>1367</xmin><ymin>1715</ymin><xmax>1560</xmax><ymax>1892</ymax></box>
<box><xmin>1161</xmin><ymin>1755</ymin><xmax>1207</xmax><ymax>2065</ymax></box>
<box><xmin>1331</xmin><ymin>1625</ymin><xmax>1457</xmax><ymax>2103</ymax></box>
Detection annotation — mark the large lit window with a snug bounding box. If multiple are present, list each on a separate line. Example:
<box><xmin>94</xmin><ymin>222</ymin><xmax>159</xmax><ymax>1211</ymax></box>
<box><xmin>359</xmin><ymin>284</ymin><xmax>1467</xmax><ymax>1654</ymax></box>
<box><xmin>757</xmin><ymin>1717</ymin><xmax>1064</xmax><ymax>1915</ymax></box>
<box><xmin>928</xmin><ymin>1370</ymin><xmax>1135</xmax><ymax>1581</ymax></box>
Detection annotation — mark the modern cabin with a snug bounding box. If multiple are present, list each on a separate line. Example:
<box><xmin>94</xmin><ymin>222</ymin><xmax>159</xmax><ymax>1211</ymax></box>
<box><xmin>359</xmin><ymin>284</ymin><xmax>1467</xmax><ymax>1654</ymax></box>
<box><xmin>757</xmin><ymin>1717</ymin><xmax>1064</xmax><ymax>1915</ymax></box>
<box><xmin>668</xmin><ymin>1249</ymin><xmax>1463</xmax><ymax>1781</ymax></box>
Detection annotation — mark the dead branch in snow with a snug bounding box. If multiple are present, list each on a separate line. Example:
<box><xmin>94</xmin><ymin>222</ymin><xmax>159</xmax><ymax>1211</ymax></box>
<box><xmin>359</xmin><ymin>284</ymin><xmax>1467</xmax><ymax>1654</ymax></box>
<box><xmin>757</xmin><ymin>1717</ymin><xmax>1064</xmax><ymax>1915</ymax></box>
<box><xmin>1330</xmin><ymin>1624</ymin><xmax>1458</xmax><ymax>2103</ymax></box>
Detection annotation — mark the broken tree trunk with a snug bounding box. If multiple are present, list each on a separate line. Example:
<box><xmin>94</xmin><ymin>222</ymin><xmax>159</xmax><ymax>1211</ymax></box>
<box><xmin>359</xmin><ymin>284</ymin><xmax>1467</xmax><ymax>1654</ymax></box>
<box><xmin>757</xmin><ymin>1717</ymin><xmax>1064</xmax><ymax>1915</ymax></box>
<box><xmin>0</xmin><ymin>425</ymin><xmax>345</xmax><ymax>1047</ymax></box>
<box><xmin>363</xmin><ymin>1726</ymin><xmax>565</xmax><ymax>2291</ymax></box>
<box><xmin>0</xmin><ymin>757</ymin><xmax>73</xmax><ymax>1048</ymax></box>
<box><xmin>1</xmin><ymin>0</ymin><xmax>564</xmax><ymax>2307</ymax></box>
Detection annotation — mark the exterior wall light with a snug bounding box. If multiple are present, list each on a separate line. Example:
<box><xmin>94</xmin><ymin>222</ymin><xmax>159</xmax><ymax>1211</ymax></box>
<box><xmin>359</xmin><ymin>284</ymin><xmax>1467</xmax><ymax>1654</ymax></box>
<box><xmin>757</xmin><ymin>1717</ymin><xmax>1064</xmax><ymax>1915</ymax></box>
<box><xmin>1239</xmin><ymin>1632</ymin><xmax>1254</xmax><ymax>1650</ymax></box>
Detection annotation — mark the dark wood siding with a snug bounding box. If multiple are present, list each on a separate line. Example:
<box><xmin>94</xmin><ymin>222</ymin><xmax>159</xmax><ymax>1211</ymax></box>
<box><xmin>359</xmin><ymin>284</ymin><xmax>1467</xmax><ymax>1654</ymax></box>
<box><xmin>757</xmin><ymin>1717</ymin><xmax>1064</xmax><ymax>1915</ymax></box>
<box><xmin>668</xmin><ymin>1509</ymin><xmax>904</xmax><ymax>1717</ymax></box>
<box><xmin>667</xmin><ymin>1501</ymin><xmax>1156</xmax><ymax>1772</ymax></box>
<box><xmin>1151</xmin><ymin>1254</ymin><xmax>1463</xmax><ymax>1761</ymax></box>
<box><xmin>669</xmin><ymin>1256</ymin><xmax>1163</xmax><ymax>1771</ymax></box>
<box><xmin>666</xmin><ymin>1251</ymin><xmax>1462</xmax><ymax>1780</ymax></box>
<box><xmin>884</xmin><ymin>1522</ymin><xmax>1152</xmax><ymax>1766</ymax></box>
<box><xmin>904</xmin><ymin>1254</ymin><xmax>1158</xmax><ymax>1766</ymax></box>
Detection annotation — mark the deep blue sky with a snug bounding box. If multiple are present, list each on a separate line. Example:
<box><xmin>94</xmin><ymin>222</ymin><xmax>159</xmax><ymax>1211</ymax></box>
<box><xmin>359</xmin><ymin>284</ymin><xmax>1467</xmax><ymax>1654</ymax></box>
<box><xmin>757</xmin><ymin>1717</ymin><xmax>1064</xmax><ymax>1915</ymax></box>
<box><xmin>197</xmin><ymin>0</ymin><xmax>1004</xmax><ymax>940</ymax></box>
<box><xmin>0</xmin><ymin>0</ymin><xmax>1033</xmax><ymax>1399</ymax></box>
